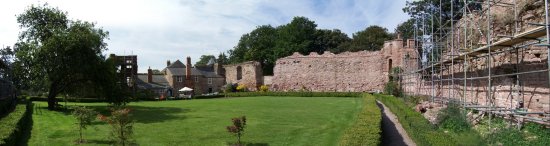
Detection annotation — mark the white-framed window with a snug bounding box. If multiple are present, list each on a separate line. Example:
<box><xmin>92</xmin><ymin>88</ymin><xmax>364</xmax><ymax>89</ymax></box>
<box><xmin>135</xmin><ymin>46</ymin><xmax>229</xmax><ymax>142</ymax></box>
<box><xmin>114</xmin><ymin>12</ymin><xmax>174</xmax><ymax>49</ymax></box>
<box><xmin>195</xmin><ymin>76</ymin><xmax>199</xmax><ymax>82</ymax></box>
<box><xmin>126</xmin><ymin>60</ymin><xmax>132</xmax><ymax>64</ymax></box>
<box><xmin>126</xmin><ymin>65</ymin><xmax>132</xmax><ymax>69</ymax></box>
<box><xmin>177</xmin><ymin>76</ymin><xmax>183</xmax><ymax>82</ymax></box>
<box><xmin>208</xmin><ymin>78</ymin><xmax>212</xmax><ymax>84</ymax></box>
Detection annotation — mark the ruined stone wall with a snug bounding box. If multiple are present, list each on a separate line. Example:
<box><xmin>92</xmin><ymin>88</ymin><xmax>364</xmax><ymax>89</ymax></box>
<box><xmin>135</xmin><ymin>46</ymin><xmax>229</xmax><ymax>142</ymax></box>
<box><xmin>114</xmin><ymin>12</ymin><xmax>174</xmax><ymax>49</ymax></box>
<box><xmin>403</xmin><ymin>0</ymin><xmax>550</xmax><ymax>114</ymax></box>
<box><xmin>224</xmin><ymin>61</ymin><xmax>263</xmax><ymax>91</ymax></box>
<box><xmin>271</xmin><ymin>39</ymin><xmax>418</xmax><ymax>92</ymax></box>
<box><xmin>404</xmin><ymin>46</ymin><xmax>550</xmax><ymax>114</ymax></box>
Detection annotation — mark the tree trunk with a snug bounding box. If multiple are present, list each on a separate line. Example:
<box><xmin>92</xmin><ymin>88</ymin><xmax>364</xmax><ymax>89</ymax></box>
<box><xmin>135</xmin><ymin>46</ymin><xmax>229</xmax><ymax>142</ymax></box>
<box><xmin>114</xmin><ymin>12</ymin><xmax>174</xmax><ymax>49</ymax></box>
<box><xmin>47</xmin><ymin>83</ymin><xmax>59</xmax><ymax>110</ymax></box>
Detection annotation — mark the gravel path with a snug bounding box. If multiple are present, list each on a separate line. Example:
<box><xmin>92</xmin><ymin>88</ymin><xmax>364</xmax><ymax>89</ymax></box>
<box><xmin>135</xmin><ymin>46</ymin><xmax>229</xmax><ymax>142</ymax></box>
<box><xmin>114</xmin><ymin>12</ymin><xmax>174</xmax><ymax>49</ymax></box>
<box><xmin>377</xmin><ymin>101</ymin><xmax>416</xmax><ymax>146</ymax></box>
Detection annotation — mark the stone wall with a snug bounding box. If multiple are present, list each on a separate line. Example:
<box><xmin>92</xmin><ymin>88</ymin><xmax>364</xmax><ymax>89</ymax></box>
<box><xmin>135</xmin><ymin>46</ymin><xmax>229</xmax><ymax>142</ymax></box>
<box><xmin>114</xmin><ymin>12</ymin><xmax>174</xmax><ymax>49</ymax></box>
<box><xmin>224</xmin><ymin>61</ymin><xmax>263</xmax><ymax>91</ymax></box>
<box><xmin>402</xmin><ymin>0</ymin><xmax>550</xmax><ymax>114</ymax></box>
<box><xmin>271</xmin><ymin>39</ymin><xmax>418</xmax><ymax>92</ymax></box>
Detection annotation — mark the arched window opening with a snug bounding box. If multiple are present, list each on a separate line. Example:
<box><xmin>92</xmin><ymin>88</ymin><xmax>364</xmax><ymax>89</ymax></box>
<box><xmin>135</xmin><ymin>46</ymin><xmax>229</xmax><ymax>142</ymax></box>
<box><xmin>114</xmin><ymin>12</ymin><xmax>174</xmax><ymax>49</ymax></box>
<box><xmin>237</xmin><ymin>66</ymin><xmax>242</xmax><ymax>80</ymax></box>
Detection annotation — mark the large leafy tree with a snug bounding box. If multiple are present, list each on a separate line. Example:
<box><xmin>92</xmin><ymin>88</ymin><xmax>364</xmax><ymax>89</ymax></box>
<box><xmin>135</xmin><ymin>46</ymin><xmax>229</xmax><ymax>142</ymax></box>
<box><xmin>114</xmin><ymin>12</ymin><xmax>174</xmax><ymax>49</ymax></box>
<box><xmin>274</xmin><ymin>16</ymin><xmax>317</xmax><ymax>56</ymax></box>
<box><xmin>314</xmin><ymin>29</ymin><xmax>351</xmax><ymax>54</ymax></box>
<box><xmin>395</xmin><ymin>18</ymin><xmax>416</xmax><ymax>40</ymax></box>
<box><xmin>13</xmin><ymin>4</ymin><xmax>115</xmax><ymax>110</ymax></box>
<box><xmin>195</xmin><ymin>55</ymin><xmax>216</xmax><ymax>66</ymax></box>
<box><xmin>347</xmin><ymin>25</ymin><xmax>393</xmax><ymax>52</ymax></box>
<box><xmin>229</xmin><ymin>25</ymin><xmax>277</xmax><ymax>74</ymax></box>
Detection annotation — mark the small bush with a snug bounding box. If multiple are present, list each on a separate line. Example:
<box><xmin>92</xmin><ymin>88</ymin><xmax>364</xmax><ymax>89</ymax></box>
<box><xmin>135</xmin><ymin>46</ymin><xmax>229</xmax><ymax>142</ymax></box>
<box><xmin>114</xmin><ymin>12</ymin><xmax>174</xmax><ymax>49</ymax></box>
<box><xmin>236</xmin><ymin>84</ymin><xmax>247</xmax><ymax>92</ymax></box>
<box><xmin>72</xmin><ymin>106</ymin><xmax>97</xmax><ymax>143</ymax></box>
<box><xmin>437</xmin><ymin>104</ymin><xmax>471</xmax><ymax>132</ymax></box>
<box><xmin>98</xmin><ymin>108</ymin><xmax>134</xmax><ymax>146</ymax></box>
<box><xmin>226</xmin><ymin>116</ymin><xmax>246</xmax><ymax>146</ymax></box>
<box><xmin>383</xmin><ymin>81</ymin><xmax>402</xmax><ymax>97</ymax></box>
<box><xmin>259</xmin><ymin>85</ymin><xmax>269</xmax><ymax>92</ymax></box>
<box><xmin>339</xmin><ymin>94</ymin><xmax>381</xmax><ymax>146</ymax></box>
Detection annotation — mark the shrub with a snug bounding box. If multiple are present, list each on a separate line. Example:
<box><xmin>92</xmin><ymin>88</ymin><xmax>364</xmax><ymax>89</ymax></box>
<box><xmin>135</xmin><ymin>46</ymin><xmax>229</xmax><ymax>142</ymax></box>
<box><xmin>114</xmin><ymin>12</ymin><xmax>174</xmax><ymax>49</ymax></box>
<box><xmin>339</xmin><ymin>94</ymin><xmax>381</xmax><ymax>146</ymax></box>
<box><xmin>0</xmin><ymin>103</ymin><xmax>32</xmax><ymax>145</ymax></box>
<box><xmin>98</xmin><ymin>108</ymin><xmax>134</xmax><ymax>146</ymax></box>
<box><xmin>437</xmin><ymin>103</ymin><xmax>470</xmax><ymax>132</ymax></box>
<box><xmin>72</xmin><ymin>106</ymin><xmax>97</xmax><ymax>143</ymax></box>
<box><xmin>223</xmin><ymin>83</ymin><xmax>235</xmax><ymax>95</ymax></box>
<box><xmin>236</xmin><ymin>84</ymin><xmax>247</xmax><ymax>92</ymax></box>
<box><xmin>383</xmin><ymin>81</ymin><xmax>402</xmax><ymax>97</ymax></box>
<box><xmin>259</xmin><ymin>85</ymin><xmax>269</xmax><ymax>92</ymax></box>
<box><xmin>226</xmin><ymin>116</ymin><xmax>246</xmax><ymax>146</ymax></box>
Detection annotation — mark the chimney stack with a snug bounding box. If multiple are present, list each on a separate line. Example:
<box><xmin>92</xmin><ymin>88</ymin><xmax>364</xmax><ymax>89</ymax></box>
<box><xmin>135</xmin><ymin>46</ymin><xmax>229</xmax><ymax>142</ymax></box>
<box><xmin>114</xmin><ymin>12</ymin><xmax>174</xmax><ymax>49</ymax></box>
<box><xmin>167</xmin><ymin>60</ymin><xmax>171</xmax><ymax>66</ymax></box>
<box><xmin>186</xmin><ymin>56</ymin><xmax>192</xmax><ymax>80</ymax></box>
<box><xmin>147</xmin><ymin>66</ymin><xmax>153</xmax><ymax>83</ymax></box>
<box><xmin>147</xmin><ymin>66</ymin><xmax>152</xmax><ymax>83</ymax></box>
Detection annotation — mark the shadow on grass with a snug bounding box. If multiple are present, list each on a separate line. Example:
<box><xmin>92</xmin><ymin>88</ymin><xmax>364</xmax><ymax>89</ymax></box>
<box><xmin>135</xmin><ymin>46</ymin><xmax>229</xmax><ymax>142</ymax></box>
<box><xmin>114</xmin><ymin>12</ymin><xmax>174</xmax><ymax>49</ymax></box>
<box><xmin>226</xmin><ymin>142</ymin><xmax>269</xmax><ymax>146</ymax></box>
<box><xmin>35</xmin><ymin>104</ymin><xmax>189</xmax><ymax>124</ymax></box>
<box><xmin>86</xmin><ymin>139</ymin><xmax>113</xmax><ymax>145</ymax></box>
<box><xmin>16</xmin><ymin>103</ymin><xmax>34</xmax><ymax>146</ymax></box>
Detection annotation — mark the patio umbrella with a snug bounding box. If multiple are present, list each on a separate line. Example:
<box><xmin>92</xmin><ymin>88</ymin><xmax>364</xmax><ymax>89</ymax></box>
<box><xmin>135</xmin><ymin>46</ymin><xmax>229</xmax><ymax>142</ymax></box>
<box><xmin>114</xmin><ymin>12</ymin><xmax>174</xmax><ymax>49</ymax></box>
<box><xmin>179</xmin><ymin>87</ymin><xmax>193</xmax><ymax>92</ymax></box>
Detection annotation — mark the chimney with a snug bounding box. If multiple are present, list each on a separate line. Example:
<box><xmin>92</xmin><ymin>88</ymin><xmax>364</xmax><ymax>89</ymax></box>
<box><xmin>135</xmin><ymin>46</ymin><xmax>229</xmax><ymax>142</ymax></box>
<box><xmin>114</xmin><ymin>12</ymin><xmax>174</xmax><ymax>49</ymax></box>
<box><xmin>147</xmin><ymin>66</ymin><xmax>152</xmax><ymax>83</ymax></box>
<box><xmin>167</xmin><ymin>60</ymin><xmax>171</xmax><ymax>66</ymax></box>
<box><xmin>186</xmin><ymin>56</ymin><xmax>191</xmax><ymax>80</ymax></box>
<box><xmin>396</xmin><ymin>33</ymin><xmax>402</xmax><ymax>40</ymax></box>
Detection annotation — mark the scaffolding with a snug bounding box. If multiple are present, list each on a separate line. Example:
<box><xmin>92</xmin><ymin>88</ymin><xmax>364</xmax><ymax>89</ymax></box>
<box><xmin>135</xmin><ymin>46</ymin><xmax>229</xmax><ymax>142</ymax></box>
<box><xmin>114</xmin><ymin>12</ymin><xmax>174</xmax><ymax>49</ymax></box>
<box><xmin>402</xmin><ymin>0</ymin><xmax>550</xmax><ymax>126</ymax></box>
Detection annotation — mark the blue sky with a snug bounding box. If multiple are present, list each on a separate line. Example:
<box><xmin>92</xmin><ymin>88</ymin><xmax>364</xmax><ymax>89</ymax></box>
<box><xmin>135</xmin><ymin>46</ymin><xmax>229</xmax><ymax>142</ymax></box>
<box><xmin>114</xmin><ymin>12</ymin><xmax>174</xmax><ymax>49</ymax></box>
<box><xmin>0</xmin><ymin>0</ymin><xmax>410</xmax><ymax>72</ymax></box>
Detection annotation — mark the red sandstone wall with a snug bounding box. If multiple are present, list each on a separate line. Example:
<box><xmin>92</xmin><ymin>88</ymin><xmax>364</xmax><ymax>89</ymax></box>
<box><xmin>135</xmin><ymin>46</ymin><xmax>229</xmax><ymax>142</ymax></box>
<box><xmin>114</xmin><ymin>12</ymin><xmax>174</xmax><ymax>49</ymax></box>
<box><xmin>271</xmin><ymin>39</ymin><xmax>418</xmax><ymax>92</ymax></box>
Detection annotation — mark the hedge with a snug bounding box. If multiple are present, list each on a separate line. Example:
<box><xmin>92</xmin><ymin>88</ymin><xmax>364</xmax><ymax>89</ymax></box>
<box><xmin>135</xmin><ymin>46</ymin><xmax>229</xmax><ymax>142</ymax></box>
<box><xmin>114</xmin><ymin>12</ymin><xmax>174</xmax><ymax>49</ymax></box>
<box><xmin>339</xmin><ymin>94</ymin><xmax>381</xmax><ymax>146</ymax></box>
<box><xmin>0</xmin><ymin>102</ymin><xmax>32</xmax><ymax>145</ymax></box>
<box><xmin>374</xmin><ymin>94</ymin><xmax>455</xmax><ymax>146</ymax></box>
<box><xmin>27</xmin><ymin>96</ymin><xmax>106</xmax><ymax>103</ymax></box>
<box><xmin>225</xmin><ymin>92</ymin><xmax>362</xmax><ymax>97</ymax></box>
<box><xmin>0</xmin><ymin>99</ymin><xmax>16</xmax><ymax>117</ymax></box>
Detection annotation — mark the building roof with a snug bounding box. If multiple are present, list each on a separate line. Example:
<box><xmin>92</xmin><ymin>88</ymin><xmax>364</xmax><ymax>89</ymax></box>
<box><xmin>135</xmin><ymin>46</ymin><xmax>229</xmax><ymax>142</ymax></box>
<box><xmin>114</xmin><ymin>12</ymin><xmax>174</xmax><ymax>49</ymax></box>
<box><xmin>165</xmin><ymin>66</ymin><xmax>223</xmax><ymax>78</ymax></box>
<box><xmin>136</xmin><ymin>74</ymin><xmax>170</xmax><ymax>89</ymax></box>
<box><xmin>167</xmin><ymin>60</ymin><xmax>186</xmax><ymax>68</ymax></box>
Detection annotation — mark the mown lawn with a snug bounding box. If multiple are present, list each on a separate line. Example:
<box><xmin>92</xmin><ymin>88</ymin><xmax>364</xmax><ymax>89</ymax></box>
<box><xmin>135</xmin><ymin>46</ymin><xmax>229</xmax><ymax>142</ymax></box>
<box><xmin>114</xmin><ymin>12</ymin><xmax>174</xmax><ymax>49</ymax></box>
<box><xmin>28</xmin><ymin>96</ymin><xmax>363</xmax><ymax>146</ymax></box>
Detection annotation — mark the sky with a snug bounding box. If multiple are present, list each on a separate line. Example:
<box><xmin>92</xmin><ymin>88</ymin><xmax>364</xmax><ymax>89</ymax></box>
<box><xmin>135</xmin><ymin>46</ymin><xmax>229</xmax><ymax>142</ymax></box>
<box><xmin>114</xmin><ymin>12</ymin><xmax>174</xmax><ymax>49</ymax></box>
<box><xmin>0</xmin><ymin>0</ymin><xmax>410</xmax><ymax>73</ymax></box>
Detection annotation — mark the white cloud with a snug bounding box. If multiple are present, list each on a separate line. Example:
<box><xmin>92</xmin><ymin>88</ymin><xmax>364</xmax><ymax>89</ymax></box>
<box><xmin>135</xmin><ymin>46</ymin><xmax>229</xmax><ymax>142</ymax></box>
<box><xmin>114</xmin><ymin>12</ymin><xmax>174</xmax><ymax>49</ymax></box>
<box><xmin>0</xmin><ymin>0</ymin><xmax>409</xmax><ymax>72</ymax></box>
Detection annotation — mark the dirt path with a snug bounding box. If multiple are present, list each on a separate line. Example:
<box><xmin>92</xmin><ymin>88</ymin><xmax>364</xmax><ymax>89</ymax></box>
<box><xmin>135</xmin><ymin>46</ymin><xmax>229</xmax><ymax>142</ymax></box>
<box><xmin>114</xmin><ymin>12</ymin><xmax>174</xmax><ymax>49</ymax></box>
<box><xmin>376</xmin><ymin>101</ymin><xmax>416</xmax><ymax>146</ymax></box>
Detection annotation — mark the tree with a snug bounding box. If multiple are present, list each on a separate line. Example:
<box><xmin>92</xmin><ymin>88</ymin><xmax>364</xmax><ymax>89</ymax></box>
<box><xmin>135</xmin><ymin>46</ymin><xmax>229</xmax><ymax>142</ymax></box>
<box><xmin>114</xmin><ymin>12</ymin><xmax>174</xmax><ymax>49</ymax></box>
<box><xmin>13</xmin><ymin>4</ymin><xmax>111</xmax><ymax>110</ymax></box>
<box><xmin>226</xmin><ymin>116</ymin><xmax>247</xmax><ymax>145</ymax></box>
<box><xmin>347</xmin><ymin>25</ymin><xmax>393</xmax><ymax>52</ymax></box>
<box><xmin>274</xmin><ymin>16</ymin><xmax>317</xmax><ymax>56</ymax></box>
<box><xmin>217</xmin><ymin>53</ymin><xmax>228</xmax><ymax>65</ymax></box>
<box><xmin>395</xmin><ymin>18</ymin><xmax>416</xmax><ymax>40</ymax></box>
<box><xmin>229</xmin><ymin>25</ymin><xmax>277</xmax><ymax>74</ymax></box>
<box><xmin>314</xmin><ymin>29</ymin><xmax>351</xmax><ymax>54</ymax></box>
<box><xmin>72</xmin><ymin>106</ymin><xmax>97</xmax><ymax>144</ymax></box>
<box><xmin>194</xmin><ymin>55</ymin><xmax>216</xmax><ymax>66</ymax></box>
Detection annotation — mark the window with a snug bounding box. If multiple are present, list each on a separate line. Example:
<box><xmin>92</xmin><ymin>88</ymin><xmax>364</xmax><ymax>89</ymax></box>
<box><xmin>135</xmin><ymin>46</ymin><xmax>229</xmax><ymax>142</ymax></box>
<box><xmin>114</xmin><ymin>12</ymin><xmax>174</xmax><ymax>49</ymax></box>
<box><xmin>177</xmin><ymin>76</ymin><xmax>183</xmax><ymax>82</ymax></box>
<box><xmin>208</xmin><ymin>78</ymin><xmax>212</xmax><ymax>84</ymax></box>
<box><xmin>126</xmin><ymin>60</ymin><xmax>132</xmax><ymax>64</ymax></box>
<box><xmin>195</xmin><ymin>76</ymin><xmax>199</xmax><ymax>82</ymax></box>
<box><xmin>236</xmin><ymin>66</ymin><xmax>242</xmax><ymax>80</ymax></box>
<box><xmin>126</xmin><ymin>65</ymin><xmax>132</xmax><ymax>69</ymax></box>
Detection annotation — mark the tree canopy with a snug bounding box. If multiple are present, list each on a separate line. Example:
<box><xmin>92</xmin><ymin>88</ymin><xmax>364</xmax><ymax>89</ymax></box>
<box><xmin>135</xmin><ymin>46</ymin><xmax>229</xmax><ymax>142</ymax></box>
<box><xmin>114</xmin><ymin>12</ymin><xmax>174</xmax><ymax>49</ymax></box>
<box><xmin>226</xmin><ymin>16</ymin><xmax>392</xmax><ymax>75</ymax></box>
<box><xmin>195</xmin><ymin>55</ymin><xmax>216</xmax><ymax>66</ymax></box>
<box><xmin>13</xmin><ymin>4</ymin><xmax>121</xmax><ymax>110</ymax></box>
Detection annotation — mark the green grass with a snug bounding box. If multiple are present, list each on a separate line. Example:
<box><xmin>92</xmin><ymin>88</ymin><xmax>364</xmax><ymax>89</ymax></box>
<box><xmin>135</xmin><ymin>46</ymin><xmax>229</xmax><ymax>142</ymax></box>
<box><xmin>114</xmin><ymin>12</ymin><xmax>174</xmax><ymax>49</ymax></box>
<box><xmin>28</xmin><ymin>96</ymin><xmax>363</xmax><ymax>146</ymax></box>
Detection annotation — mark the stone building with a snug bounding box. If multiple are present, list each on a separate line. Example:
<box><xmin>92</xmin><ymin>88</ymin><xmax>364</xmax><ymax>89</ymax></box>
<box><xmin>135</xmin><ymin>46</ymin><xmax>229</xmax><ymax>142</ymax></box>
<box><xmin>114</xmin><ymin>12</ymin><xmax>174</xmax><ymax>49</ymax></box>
<box><xmin>271</xmin><ymin>38</ymin><xmax>418</xmax><ymax>92</ymax></box>
<box><xmin>136</xmin><ymin>57</ymin><xmax>225</xmax><ymax>98</ymax></box>
<box><xmin>223</xmin><ymin>61</ymin><xmax>263</xmax><ymax>91</ymax></box>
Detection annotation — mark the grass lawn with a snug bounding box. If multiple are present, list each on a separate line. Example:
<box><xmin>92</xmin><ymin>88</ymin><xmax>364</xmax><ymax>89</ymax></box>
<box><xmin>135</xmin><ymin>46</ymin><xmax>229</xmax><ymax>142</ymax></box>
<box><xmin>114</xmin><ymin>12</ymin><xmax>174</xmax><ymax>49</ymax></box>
<box><xmin>28</xmin><ymin>96</ymin><xmax>363</xmax><ymax>146</ymax></box>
